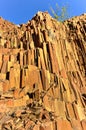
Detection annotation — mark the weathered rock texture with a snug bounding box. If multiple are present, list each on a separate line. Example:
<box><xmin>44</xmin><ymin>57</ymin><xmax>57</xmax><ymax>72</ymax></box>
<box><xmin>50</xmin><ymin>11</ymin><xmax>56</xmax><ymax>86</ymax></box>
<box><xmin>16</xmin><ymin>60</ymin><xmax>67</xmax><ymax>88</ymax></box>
<box><xmin>0</xmin><ymin>12</ymin><xmax>86</xmax><ymax>130</ymax></box>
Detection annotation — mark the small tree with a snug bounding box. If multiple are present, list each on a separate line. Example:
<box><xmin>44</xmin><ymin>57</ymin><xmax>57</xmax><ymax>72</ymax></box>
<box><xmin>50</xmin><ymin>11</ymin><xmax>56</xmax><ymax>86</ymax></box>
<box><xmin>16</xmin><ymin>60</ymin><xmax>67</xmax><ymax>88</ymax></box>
<box><xmin>50</xmin><ymin>3</ymin><xmax>69</xmax><ymax>21</ymax></box>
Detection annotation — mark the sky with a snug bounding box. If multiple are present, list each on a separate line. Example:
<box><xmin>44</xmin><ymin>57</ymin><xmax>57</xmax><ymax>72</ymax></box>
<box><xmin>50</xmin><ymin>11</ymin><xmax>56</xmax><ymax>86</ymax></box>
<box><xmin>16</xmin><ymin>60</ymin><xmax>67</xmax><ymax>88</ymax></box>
<box><xmin>0</xmin><ymin>0</ymin><xmax>86</xmax><ymax>24</ymax></box>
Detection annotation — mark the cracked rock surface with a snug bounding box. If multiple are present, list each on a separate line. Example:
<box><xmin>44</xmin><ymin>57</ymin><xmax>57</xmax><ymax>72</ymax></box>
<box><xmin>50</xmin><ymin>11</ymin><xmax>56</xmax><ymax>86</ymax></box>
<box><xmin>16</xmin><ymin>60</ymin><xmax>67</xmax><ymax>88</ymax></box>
<box><xmin>0</xmin><ymin>12</ymin><xmax>86</xmax><ymax>130</ymax></box>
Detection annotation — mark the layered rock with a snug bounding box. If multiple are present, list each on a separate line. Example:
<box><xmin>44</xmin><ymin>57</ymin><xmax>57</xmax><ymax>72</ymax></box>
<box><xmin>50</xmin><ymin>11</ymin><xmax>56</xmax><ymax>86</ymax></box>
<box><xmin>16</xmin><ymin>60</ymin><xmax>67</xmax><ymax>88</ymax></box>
<box><xmin>0</xmin><ymin>12</ymin><xmax>86</xmax><ymax>130</ymax></box>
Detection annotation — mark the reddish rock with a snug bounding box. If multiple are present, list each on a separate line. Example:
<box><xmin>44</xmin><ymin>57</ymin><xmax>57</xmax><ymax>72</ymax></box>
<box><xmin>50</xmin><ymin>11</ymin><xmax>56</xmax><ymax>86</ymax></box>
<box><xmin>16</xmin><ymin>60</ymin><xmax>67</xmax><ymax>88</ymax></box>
<box><xmin>71</xmin><ymin>119</ymin><xmax>82</xmax><ymax>130</ymax></box>
<box><xmin>57</xmin><ymin>119</ymin><xmax>73</xmax><ymax>130</ymax></box>
<box><xmin>13</xmin><ymin>88</ymin><xmax>20</xmax><ymax>99</ymax></box>
<box><xmin>0</xmin><ymin>12</ymin><xmax>86</xmax><ymax>129</ymax></box>
<box><xmin>33</xmin><ymin>125</ymin><xmax>40</xmax><ymax>130</ymax></box>
<box><xmin>3</xmin><ymin>80</ymin><xmax>9</xmax><ymax>93</ymax></box>
<box><xmin>66</xmin><ymin>103</ymin><xmax>76</xmax><ymax>119</ymax></box>
<box><xmin>81</xmin><ymin>120</ymin><xmax>86</xmax><ymax>130</ymax></box>
<box><xmin>6</xmin><ymin>99</ymin><xmax>14</xmax><ymax>107</ymax></box>
<box><xmin>40</xmin><ymin>122</ymin><xmax>54</xmax><ymax>130</ymax></box>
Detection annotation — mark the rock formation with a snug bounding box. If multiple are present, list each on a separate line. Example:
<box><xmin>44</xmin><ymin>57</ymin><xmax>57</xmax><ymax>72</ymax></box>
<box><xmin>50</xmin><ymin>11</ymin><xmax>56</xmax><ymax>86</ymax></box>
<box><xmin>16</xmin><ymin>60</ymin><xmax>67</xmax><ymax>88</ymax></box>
<box><xmin>0</xmin><ymin>12</ymin><xmax>86</xmax><ymax>130</ymax></box>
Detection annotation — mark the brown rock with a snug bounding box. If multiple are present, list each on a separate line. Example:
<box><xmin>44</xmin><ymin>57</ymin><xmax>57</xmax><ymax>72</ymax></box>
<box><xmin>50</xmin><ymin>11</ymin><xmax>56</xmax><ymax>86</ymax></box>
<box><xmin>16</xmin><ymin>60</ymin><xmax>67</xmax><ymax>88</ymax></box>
<box><xmin>66</xmin><ymin>103</ymin><xmax>76</xmax><ymax>119</ymax></box>
<box><xmin>56</xmin><ymin>119</ymin><xmax>73</xmax><ymax>130</ymax></box>
<box><xmin>40</xmin><ymin>122</ymin><xmax>54</xmax><ymax>130</ymax></box>
<box><xmin>0</xmin><ymin>11</ymin><xmax>86</xmax><ymax>130</ymax></box>
<box><xmin>71</xmin><ymin>119</ymin><xmax>83</xmax><ymax>130</ymax></box>
<box><xmin>81</xmin><ymin>120</ymin><xmax>86</xmax><ymax>130</ymax></box>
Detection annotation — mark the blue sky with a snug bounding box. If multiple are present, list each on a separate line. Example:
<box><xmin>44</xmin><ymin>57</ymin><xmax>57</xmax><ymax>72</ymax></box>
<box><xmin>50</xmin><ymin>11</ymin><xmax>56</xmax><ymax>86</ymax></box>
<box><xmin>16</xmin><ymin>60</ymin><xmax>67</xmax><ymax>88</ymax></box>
<box><xmin>0</xmin><ymin>0</ymin><xmax>86</xmax><ymax>24</ymax></box>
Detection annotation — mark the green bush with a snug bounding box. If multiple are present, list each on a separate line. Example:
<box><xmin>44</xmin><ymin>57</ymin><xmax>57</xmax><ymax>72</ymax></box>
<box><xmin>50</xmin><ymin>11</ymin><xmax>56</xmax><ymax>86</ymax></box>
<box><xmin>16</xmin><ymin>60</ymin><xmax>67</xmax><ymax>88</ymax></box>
<box><xmin>50</xmin><ymin>3</ymin><xmax>69</xmax><ymax>21</ymax></box>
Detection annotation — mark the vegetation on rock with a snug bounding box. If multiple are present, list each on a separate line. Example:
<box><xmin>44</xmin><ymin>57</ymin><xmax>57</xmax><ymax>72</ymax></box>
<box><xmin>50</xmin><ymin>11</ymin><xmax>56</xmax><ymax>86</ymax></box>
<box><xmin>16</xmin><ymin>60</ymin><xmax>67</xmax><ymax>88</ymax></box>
<box><xmin>50</xmin><ymin>3</ymin><xmax>69</xmax><ymax>21</ymax></box>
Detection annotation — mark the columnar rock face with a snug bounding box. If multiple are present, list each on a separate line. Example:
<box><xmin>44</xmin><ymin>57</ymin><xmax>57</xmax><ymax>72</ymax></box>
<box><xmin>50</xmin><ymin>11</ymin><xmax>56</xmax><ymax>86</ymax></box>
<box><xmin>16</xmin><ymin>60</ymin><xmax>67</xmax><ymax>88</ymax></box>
<box><xmin>0</xmin><ymin>12</ymin><xmax>86</xmax><ymax>130</ymax></box>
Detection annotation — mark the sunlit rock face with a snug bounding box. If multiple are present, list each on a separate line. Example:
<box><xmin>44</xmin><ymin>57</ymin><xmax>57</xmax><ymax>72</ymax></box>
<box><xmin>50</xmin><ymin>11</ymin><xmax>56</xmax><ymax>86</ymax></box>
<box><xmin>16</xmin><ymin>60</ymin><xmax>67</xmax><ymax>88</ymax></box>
<box><xmin>0</xmin><ymin>12</ymin><xmax>86</xmax><ymax>130</ymax></box>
